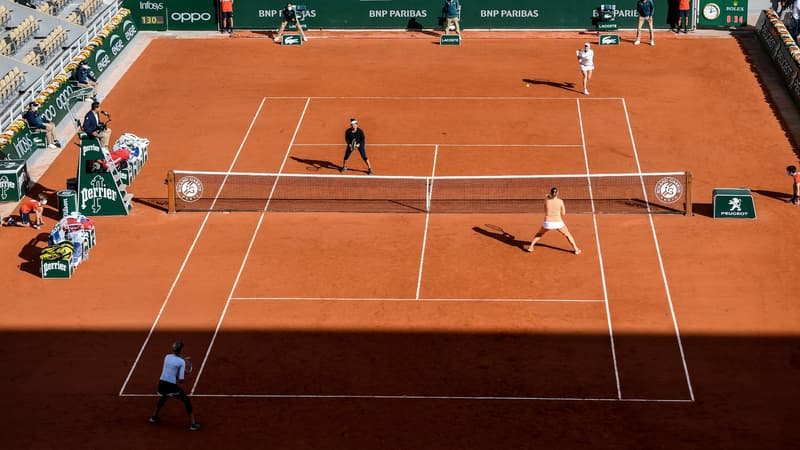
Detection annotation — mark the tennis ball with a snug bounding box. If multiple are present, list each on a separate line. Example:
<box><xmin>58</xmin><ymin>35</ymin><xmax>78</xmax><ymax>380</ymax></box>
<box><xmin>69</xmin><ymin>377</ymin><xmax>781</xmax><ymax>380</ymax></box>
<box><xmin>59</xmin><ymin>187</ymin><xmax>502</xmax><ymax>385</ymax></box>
<box><xmin>525</xmin><ymin>83</ymin><xmax>530</xmax><ymax>87</ymax></box>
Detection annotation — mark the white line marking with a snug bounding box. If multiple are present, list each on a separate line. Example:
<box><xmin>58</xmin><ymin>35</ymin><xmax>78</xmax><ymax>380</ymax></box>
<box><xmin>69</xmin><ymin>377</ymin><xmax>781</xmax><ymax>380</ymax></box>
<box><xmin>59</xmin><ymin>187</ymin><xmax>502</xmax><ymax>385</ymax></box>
<box><xmin>415</xmin><ymin>144</ymin><xmax>438</xmax><ymax>300</ymax></box>
<box><xmin>120</xmin><ymin>392</ymin><xmax>692</xmax><ymax>402</ymax></box>
<box><xmin>621</xmin><ymin>98</ymin><xmax>695</xmax><ymax>401</ymax></box>
<box><xmin>263</xmin><ymin>96</ymin><xmax>626</xmax><ymax>101</ymax></box>
<box><xmin>118</xmin><ymin>97</ymin><xmax>267</xmax><ymax>397</ymax></box>
<box><xmin>577</xmin><ymin>98</ymin><xmax>622</xmax><ymax>399</ymax></box>
<box><xmin>230</xmin><ymin>297</ymin><xmax>605</xmax><ymax>303</ymax></box>
<box><xmin>292</xmin><ymin>143</ymin><xmax>583</xmax><ymax>148</ymax></box>
<box><xmin>191</xmin><ymin>98</ymin><xmax>312</xmax><ymax>395</ymax></box>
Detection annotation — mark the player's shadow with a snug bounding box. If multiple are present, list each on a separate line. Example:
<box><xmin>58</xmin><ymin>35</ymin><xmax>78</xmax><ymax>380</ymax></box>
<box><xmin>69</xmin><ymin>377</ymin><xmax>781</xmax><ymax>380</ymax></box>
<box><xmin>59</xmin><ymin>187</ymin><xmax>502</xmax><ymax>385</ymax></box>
<box><xmin>522</xmin><ymin>78</ymin><xmax>577</xmax><ymax>93</ymax></box>
<box><xmin>690</xmin><ymin>203</ymin><xmax>713</xmax><ymax>218</ymax></box>
<box><xmin>18</xmin><ymin>232</ymin><xmax>50</xmax><ymax>277</ymax></box>
<box><xmin>472</xmin><ymin>225</ymin><xmax>568</xmax><ymax>253</ymax></box>
<box><xmin>290</xmin><ymin>156</ymin><xmax>342</xmax><ymax>172</ymax></box>
<box><xmin>752</xmin><ymin>189</ymin><xmax>792</xmax><ymax>203</ymax></box>
<box><xmin>406</xmin><ymin>19</ymin><xmax>439</xmax><ymax>36</ymax></box>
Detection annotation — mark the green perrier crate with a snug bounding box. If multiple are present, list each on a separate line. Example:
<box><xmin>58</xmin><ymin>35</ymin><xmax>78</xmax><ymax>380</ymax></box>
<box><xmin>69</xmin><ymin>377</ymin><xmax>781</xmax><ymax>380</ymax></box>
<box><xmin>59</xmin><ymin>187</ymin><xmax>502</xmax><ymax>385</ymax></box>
<box><xmin>440</xmin><ymin>35</ymin><xmax>461</xmax><ymax>46</ymax></box>
<box><xmin>713</xmin><ymin>188</ymin><xmax>756</xmax><ymax>219</ymax></box>
<box><xmin>41</xmin><ymin>259</ymin><xmax>73</xmax><ymax>279</ymax></box>
<box><xmin>0</xmin><ymin>159</ymin><xmax>31</xmax><ymax>203</ymax></box>
<box><xmin>282</xmin><ymin>35</ymin><xmax>303</xmax><ymax>45</ymax></box>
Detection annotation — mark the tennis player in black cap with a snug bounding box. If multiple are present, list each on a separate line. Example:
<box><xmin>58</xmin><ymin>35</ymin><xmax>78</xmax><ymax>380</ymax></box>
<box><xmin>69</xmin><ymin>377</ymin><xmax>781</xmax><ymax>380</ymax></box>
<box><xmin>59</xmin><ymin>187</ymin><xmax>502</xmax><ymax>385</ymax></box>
<box><xmin>341</xmin><ymin>118</ymin><xmax>373</xmax><ymax>175</ymax></box>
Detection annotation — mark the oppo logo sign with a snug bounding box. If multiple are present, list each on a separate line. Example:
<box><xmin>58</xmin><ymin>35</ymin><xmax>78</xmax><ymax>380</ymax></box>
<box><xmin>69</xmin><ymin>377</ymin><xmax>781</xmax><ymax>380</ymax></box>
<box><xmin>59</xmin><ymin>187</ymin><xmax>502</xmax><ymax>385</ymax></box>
<box><xmin>40</xmin><ymin>104</ymin><xmax>57</xmax><ymax>122</ymax></box>
<box><xmin>171</xmin><ymin>12</ymin><xmax>212</xmax><ymax>23</ymax></box>
<box><xmin>55</xmin><ymin>84</ymin><xmax>74</xmax><ymax>110</ymax></box>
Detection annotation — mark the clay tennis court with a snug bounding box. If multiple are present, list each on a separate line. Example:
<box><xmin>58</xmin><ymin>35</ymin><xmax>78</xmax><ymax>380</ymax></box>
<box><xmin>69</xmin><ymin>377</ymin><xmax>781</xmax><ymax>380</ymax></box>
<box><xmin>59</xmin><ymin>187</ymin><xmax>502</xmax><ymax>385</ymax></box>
<box><xmin>1</xmin><ymin>31</ymin><xmax>798</xmax><ymax>448</ymax></box>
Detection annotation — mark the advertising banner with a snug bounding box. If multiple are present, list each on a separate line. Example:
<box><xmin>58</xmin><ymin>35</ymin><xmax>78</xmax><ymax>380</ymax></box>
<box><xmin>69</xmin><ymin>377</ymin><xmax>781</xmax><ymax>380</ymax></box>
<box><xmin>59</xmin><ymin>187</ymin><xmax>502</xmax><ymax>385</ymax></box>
<box><xmin>166</xmin><ymin>0</ymin><xmax>217</xmax><ymax>31</ymax></box>
<box><xmin>698</xmin><ymin>0</ymin><xmax>748</xmax><ymax>27</ymax></box>
<box><xmin>128</xmin><ymin>0</ymin><xmax>168</xmax><ymax>30</ymax></box>
<box><xmin>125</xmin><ymin>0</ymin><xmax>672</xmax><ymax>31</ymax></box>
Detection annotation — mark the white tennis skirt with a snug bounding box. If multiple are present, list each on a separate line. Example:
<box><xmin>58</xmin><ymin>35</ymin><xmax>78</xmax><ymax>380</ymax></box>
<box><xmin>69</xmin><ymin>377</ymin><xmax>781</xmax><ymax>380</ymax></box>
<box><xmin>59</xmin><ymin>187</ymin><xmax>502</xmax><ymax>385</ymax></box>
<box><xmin>543</xmin><ymin>221</ymin><xmax>564</xmax><ymax>230</ymax></box>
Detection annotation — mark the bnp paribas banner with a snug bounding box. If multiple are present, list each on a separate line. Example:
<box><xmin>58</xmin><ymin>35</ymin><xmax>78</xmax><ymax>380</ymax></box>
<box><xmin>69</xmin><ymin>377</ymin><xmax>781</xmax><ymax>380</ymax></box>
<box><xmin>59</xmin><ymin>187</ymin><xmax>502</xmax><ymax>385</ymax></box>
<box><xmin>124</xmin><ymin>0</ymin><xmax>668</xmax><ymax>30</ymax></box>
<box><xmin>230</xmin><ymin>0</ymin><xmax>667</xmax><ymax>30</ymax></box>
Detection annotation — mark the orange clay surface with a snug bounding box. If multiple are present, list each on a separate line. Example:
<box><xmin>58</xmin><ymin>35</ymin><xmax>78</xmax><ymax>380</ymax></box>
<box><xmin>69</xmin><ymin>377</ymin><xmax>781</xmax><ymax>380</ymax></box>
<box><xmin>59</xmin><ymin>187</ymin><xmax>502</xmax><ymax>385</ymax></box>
<box><xmin>0</xmin><ymin>31</ymin><xmax>798</xmax><ymax>449</ymax></box>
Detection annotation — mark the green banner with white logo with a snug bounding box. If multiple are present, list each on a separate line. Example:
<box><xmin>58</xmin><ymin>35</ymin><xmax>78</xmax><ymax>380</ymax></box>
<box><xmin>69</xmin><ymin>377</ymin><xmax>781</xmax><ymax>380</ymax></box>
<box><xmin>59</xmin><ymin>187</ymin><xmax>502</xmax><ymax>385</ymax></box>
<box><xmin>128</xmin><ymin>0</ymin><xmax>168</xmax><ymax>30</ymax></box>
<box><xmin>125</xmin><ymin>0</ymin><xmax>673</xmax><ymax>31</ymax></box>
<box><xmin>2</xmin><ymin>124</ymin><xmax>38</xmax><ymax>160</ymax></box>
<box><xmin>85</xmin><ymin>14</ymin><xmax>140</xmax><ymax>78</ymax></box>
<box><xmin>124</xmin><ymin>0</ymin><xmax>216</xmax><ymax>31</ymax></box>
<box><xmin>697</xmin><ymin>0</ymin><xmax>747</xmax><ymax>27</ymax></box>
<box><xmin>166</xmin><ymin>0</ymin><xmax>217</xmax><ymax>31</ymax></box>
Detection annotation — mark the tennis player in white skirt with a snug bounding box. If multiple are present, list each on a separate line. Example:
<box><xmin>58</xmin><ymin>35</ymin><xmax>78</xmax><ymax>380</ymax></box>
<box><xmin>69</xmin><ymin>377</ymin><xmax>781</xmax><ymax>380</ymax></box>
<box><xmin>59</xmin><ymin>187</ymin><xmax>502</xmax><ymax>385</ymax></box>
<box><xmin>577</xmin><ymin>42</ymin><xmax>595</xmax><ymax>96</ymax></box>
<box><xmin>527</xmin><ymin>187</ymin><xmax>581</xmax><ymax>255</ymax></box>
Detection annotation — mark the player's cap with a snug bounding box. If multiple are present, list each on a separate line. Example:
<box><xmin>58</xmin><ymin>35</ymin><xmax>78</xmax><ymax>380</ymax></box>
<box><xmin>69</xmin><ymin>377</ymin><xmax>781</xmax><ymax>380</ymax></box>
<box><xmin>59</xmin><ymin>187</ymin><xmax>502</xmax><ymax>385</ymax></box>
<box><xmin>788</xmin><ymin>165</ymin><xmax>797</xmax><ymax>173</ymax></box>
<box><xmin>28</xmin><ymin>102</ymin><xmax>38</xmax><ymax>108</ymax></box>
<box><xmin>350</xmin><ymin>118</ymin><xmax>358</xmax><ymax>125</ymax></box>
<box><xmin>584</xmin><ymin>42</ymin><xmax>591</xmax><ymax>47</ymax></box>
<box><xmin>79</xmin><ymin>61</ymin><xmax>88</xmax><ymax>67</ymax></box>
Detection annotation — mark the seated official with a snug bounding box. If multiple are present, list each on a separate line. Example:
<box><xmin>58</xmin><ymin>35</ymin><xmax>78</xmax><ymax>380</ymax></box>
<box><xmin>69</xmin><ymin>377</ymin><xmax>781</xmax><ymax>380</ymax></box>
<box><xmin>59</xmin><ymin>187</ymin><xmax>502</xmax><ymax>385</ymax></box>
<box><xmin>82</xmin><ymin>101</ymin><xmax>112</xmax><ymax>148</ymax></box>
<box><xmin>72</xmin><ymin>62</ymin><xmax>98</xmax><ymax>99</ymax></box>
<box><xmin>22</xmin><ymin>102</ymin><xmax>60</xmax><ymax>148</ymax></box>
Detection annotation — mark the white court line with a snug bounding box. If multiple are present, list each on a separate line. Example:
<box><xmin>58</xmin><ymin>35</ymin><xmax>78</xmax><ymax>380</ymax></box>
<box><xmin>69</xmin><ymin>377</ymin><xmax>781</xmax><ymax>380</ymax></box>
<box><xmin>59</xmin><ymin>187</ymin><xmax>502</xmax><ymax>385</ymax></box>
<box><xmin>577</xmin><ymin>98</ymin><xmax>622</xmax><ymax>400</ymax></box>
<box><xmin>414</xmin><ymin>144</ymin><xmax>438</xmax><ymax>300</ymax></box>
<box><xmin>292</xmin><ymin>143</ymin><xmax>583</xmax><ymax>148</ymax></box>
<box><xmin>119</xmin><ymin>392</ymin><xmax>692</xmax><ymax>403</ymax></box>
<box><xmin>265</xmin><ymin>96</ymin><xmax>626</xmax><ymax>101</ymax></box>
<box><xmin>621</xmin><ymin>98</ymin><xmax>695</xmax><ymax>402</ymax></box>
<box><xmin>190</xmin><ymin>97</ymin><xmax>313</xmax><ymax>395</ymax></box>
<box><xmin>118</xmin><ymin>97</ymin><xmax>267</xmax><ymax>397</ymax></box>
<box><xmin>230</xmin><ymin>297</ymin><xmax>605</xmax><ymax>303</ymax></box>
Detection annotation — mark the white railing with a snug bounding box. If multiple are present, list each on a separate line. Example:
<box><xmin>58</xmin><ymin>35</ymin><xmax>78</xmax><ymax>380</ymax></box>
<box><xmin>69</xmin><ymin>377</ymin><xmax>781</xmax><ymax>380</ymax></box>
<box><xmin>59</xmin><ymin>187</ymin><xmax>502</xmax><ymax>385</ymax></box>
<box><xmin>0</xmin><ymin>0</ymin><xmax>123</xmax><ymax>128</ymax></box>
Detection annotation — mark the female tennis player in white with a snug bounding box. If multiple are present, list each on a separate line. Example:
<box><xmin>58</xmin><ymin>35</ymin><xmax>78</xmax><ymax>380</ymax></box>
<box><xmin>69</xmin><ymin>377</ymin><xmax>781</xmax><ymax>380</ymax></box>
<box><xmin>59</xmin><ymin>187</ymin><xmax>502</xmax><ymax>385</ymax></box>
<box><xmin>527</xmin><ymin>187</ymin><xmax>581</xmax><ymax>254</ymax></box>
<box><xmin>576</xmin><ymin>42</ymin><xmax>594</xmax><ymax>95</ymax></box>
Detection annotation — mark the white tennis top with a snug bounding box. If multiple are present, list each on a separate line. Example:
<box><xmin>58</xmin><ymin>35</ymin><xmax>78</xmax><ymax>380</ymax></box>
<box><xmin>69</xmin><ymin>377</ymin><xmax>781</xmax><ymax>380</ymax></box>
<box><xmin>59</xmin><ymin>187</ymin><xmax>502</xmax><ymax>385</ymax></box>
<box><xmin>578</xmin><ymin>48</ymin><xmax>595</xmax><ymax>69</ymax></box>
<box><xmin>159</xmin><ymin>354</ymin><xmax>186</xmax><ymax>384</ymax></box>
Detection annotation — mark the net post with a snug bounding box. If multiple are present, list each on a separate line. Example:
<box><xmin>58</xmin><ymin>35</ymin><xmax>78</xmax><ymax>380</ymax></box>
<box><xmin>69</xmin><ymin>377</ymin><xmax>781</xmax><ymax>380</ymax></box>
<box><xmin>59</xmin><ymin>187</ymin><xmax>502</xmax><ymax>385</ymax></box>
<box><xmin>167</xmin><ymin>170</ymin><xmax>176</xmax><ymax>214</ymax></box>
<box><xmin>425</xmin><ymin>177</ymin><xmax>431</xmax><ymax>212</ymax></box>
<box><xmin>684</xmin><ymin>171</ymin><xmax>692</xmax><ymax>216</ymax></box>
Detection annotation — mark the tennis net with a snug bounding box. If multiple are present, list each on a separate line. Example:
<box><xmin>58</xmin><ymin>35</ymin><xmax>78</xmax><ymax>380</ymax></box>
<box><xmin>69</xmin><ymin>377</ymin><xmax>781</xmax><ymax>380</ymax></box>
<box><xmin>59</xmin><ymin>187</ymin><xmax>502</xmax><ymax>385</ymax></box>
<box><xmin>167</xmin><ymin>170</ymin><xmax>692</xmax><ymax>215</ymax></box>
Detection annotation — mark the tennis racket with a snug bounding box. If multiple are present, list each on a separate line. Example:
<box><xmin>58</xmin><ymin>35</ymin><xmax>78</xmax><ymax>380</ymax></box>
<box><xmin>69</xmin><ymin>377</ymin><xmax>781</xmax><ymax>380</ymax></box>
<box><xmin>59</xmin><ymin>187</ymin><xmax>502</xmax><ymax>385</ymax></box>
<box><xmin>350</xmin><ymin>139</ymin><xmax>358</xmax><ymax>151</ymax></box>
<box><xmin>185</xmin><ymin>356</ymin><xmax>193</xmax><ymax>374</ymax></box>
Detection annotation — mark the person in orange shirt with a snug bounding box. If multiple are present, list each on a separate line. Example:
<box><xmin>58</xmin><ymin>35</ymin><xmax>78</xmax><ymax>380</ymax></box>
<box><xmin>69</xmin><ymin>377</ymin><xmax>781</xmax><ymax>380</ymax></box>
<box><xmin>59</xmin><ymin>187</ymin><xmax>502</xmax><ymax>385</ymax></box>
<box><xmin>220</xmin><ymin>0</ymin><xmax>234</xmax><ymax>35</ymax></box>
<box><xmin>16</xmin><ymin>193</ymin><xmax>47</xmax><ymax>229</ymax></box>
<box><xmin>678</xmin><ymin>0</ymin><xmax>691</xmax><ymax>33</ymax></box>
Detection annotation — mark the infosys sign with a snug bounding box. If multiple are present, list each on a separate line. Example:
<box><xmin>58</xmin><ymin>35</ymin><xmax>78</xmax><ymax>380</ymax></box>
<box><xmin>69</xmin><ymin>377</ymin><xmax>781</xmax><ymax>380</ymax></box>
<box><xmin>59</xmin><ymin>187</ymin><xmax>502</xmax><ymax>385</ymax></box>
<box><xmin>166</xmin><ymin>0</ymin><xmax>216</xmax><ymax>30</ymax></box>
